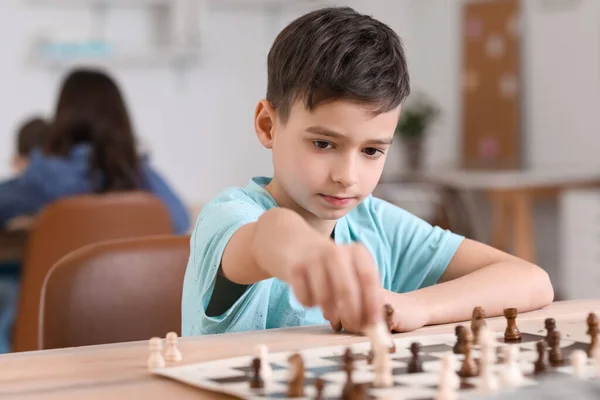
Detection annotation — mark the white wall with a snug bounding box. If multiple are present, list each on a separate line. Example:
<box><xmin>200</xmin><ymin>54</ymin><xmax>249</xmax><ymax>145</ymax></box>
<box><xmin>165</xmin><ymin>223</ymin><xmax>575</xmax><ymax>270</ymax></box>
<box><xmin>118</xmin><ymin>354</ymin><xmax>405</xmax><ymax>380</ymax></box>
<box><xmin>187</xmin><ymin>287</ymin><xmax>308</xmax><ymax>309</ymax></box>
<box><xmin>0</xmin><ymin>0</ymin><xmax>423</xmax><ymax>208</ymax></box>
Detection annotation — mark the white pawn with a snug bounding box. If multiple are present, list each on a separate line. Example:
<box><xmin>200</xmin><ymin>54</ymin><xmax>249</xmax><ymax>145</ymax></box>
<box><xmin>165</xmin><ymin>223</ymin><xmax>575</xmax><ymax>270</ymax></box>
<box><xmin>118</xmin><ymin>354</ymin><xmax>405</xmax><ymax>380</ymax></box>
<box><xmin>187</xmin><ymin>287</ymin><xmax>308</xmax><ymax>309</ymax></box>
<box><xmin>373</xmin><ymin>339</ymin><xmax>393</xmax><ymax>387</ymax></box>
<box><xmin>571</xmin><ymin>349</ymin><xmax>587</xmax><ymax>379</ymax></box>
<box><xmin>147</xmin><ymin>337</ymin><xmax>165</xmax><ymax>370</ymax></box>
<box><xmin>436</xmin><ymin>353</ymin><xmax>459</xmax><ymax>400</ymax></box>
<box><xmin>477</xmin><ymin>326</ymin><xmax>499</xmax><ymax>393</ymax></box>
<box><xmin>165</xmin><ymin>332</ymin><xmax>182</xmax><ymax>362</ymax></box>
<box><xmin>255</xmin><ymin>344</ymin><xmax>272</xmax><ymax>381</ymax></box>
<box><xmin>499</xmin><ymin>345</ymin><xmax>523</xmax><ymax>389</ymax></box>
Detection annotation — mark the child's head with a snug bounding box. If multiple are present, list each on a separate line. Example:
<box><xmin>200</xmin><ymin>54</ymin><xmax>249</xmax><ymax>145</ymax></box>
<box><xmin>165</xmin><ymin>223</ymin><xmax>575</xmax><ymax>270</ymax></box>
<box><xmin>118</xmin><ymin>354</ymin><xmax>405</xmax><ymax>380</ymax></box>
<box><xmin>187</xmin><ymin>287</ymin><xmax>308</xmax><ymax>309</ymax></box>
<box><xmin>255</xmin><ymin>7</ymin><xmax>410</xmax><ymax>220</ymax></box>
<box><xmin>46</xmin><ymin>68</ymin><xmax>142</xmax><ymax>192</ymax></box>
<box><xmin>13</xmin><ymin>117</ymin><xmax>48</xmax><ymax>173</ymax></box>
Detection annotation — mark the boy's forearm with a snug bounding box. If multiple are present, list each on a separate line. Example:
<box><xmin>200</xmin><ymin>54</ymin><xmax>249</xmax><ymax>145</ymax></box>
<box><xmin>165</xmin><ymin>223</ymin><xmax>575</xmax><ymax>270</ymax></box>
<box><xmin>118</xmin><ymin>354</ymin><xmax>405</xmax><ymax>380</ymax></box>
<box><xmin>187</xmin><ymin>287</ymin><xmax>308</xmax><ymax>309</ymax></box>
<box><xmin>389</xmin><ymin>262</ymin><xmax>554</xmax><ymax>326</ymax></box>
<box><xmin>252</xmin><ymin>208</ymin><xmax>327</xmax><ymax>282</ymax></box>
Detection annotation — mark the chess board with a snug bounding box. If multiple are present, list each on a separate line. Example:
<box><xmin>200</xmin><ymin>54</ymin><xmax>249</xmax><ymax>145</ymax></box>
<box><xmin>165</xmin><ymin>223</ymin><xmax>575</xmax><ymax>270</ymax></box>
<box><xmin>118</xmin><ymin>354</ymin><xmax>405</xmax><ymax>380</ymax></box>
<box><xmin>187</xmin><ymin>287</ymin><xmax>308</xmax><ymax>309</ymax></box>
<box><xmin>152</xmin><ymin>328</ymin><xmax>596</xmax><ymax>400</ymax></box>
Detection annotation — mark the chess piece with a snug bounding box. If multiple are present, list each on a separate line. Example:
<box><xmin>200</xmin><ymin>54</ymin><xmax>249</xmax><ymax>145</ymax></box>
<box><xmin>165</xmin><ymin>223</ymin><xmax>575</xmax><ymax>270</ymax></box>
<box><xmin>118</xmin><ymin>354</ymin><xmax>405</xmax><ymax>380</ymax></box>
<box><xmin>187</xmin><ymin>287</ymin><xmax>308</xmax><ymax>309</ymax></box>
<box><xmin>147</xmin><ymin>337</ymin><xmax>165</xmax><ymax>370</ymax></box>
<box><xmin>350</xmin><ymin>383</ymin><xmax>368</xmax><ymax>400</ymax></box>
<box><xmin>255</xmin><ymin>344</ymin><xmax>272</xmax><ymax>381</ymax></box>
<box><xmin>478</xmin><ymin>326</ymin><xmax>497</xmax><ymax>365</ymax></box>
<box><xmin>453</xmin><ymin>325</ymin><xmax>466</xmax><ymax>355</ymax></box>
<box><xmin>342</xmin><ymin>348</ymin><xmax>355</xmax><ymax>399</ymax></box>
<box><xmin>287</xmin><ymin>353</ymin><xmax>305</xmax><ymax>398</ymax></box>
<box><xmin>548</xmin><ymin>330</ymin><xmax>564</xmax><ymax>367</ymax></box>
<box><xmin>164</xmin><ymin>332</ymin><xmax>182</xmax><ymax>363</ymax></box>
<box><xmin>436</xmin><ymin>353</ymin><xmax>460</xmax><ymax>400</ymax></box>
<box><xmin>367</xmin><ymin>350</ymin><xmax>374</xmax><ymax>365</ymax></box>
<box><xmin>314</xmin><ymin>377</ymin><xmax>325</xmax><ymax>400</ymax></box>
<box><xmin>499</xmin><ymin>345</ymin><xmax>523</xmax><ymax>389</ymax></box>
<box><xmin>534</xmin><ymin>340</ymin><xmax>549</xmax><ymax>374</ymax></box>
<box><xmin>471</xmin><ymin>306</ymin><xmax>486</xmax><ymax>344</ymax></box>
<box><xmin>503</xmin><ymin>308</ymin><xmax>521</xmax><ymax>342</ymax></box>
<box><xmin>544</xmin><ymin>318</ymin><xmax>556</xmax><ymax>346</ymax></box>
<box><xmin>478</xmin><ymin>343</ymin><xmax>498</xmax><ymax>394</ymax></box>
<box><xmin>249</xmin><ymin>357</ymin><xmax>264</xmax><ymax>389</ymax></box>
<box><xmin>458</xmin><ymin>328</ymin><xmax>478</xmax><ymax>377</ymax></box>
<box><xmin>407</xmin><ymin>342</ymin><xmax>423</xmax><ymax>373</ymax></box>
<box><xmin>383</xmin><ymin>304</ymin><xmax>396</xmax><ymax>353</ymax></box>
<box><xmin>587</xmin><ymin>312</ymin><xmax>598</xmax><ymax>358</ymax></box>
<box><xmin>571</xmin><ymin>349</ymin><xmax>587</xmax><ymax>379</ymax></box>
<box><xmin>372</xmin><ymin>338</ymin><xmax>393</xmax><ymax>387</ymax></box>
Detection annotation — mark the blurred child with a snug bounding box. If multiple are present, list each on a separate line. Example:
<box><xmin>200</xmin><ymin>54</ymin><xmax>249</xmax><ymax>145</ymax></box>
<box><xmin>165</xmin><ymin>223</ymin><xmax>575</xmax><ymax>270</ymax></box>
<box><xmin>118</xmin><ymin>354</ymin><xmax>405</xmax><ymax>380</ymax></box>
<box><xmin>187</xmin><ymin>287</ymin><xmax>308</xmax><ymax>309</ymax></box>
<box><xmin>0</xmin><ymin>68</ymin><xmax>190</xmax><ymax>234</ymax></box>
<box><xmin>182</xmin><ymin>7</ymin><xmax>553</xmax><ymax>336</ymax></box>
<box><xmin>12</xmin><ymin>117</ymin><xmax>48</xmax><ymax>174</ymax></box>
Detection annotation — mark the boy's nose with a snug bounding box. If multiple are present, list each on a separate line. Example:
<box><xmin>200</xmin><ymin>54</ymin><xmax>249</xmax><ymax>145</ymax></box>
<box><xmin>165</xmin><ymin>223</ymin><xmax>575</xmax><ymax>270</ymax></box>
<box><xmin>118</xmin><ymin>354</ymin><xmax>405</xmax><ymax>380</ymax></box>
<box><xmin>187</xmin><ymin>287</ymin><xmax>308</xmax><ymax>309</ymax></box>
<box><xmin>331</xmin><ymin>157</ymin><xmax>358</xmax><ymax>188</ymax></box>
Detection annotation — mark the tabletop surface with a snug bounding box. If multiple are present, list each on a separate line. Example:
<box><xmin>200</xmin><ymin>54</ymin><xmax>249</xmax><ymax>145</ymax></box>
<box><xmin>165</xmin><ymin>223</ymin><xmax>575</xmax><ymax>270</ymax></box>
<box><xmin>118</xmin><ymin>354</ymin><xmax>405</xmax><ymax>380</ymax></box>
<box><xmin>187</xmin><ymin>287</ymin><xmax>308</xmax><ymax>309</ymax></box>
<box><xmin>0</xmin><ymin>299</ymin><xmax>597</xmax><ymax>399</ymax></box>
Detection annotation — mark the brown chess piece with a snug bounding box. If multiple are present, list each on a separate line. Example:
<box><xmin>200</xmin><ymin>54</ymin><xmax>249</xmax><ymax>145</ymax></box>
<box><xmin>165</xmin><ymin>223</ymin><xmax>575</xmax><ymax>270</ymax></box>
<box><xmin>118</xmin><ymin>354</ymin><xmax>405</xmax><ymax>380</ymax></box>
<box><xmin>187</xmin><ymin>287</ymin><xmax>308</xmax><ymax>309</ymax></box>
<box><xmin>471</xmin><ymin>306</ymin><xmax>486</xmax><ymax>345</ymax></box>
<box><xmin>314</xmin><ymin>377</ymin><xmax>325</xmax><ymax>400</ymax></box>
<box><xmin>544</xmin><ymin>318</ymin><xmax>556</xmax><ymax>346</ymax></box>
<box><xmin>503</xmin><ymin>308</ymin><xmax>522</xmax><ymax>342</ymax></box>
<box><xmin>407</xmin><ymin>342</ymin><xmax>423</xmax><ymax>373</ymax></box>
<box><xmin>587</xmin><ymin>312</ymin><xmax>598</xmax><ymax>357</ymax></box>
<box><xmin>453</xmin><ymin>325</ymin><xmax>466</xmax><ymax>354</ymax></box>
<box><xmin>384</xmin><ymin>304</ymin><xmax>397</xmax><ymax>353</ymax></box>
<box><xmin>349</xmin><ymin>382</ymin><xmax>368</xmax><ymax>400</ymax></box>
<box><xmin>287</xmin><ymin>353</ymin><xmax>305</xmax><ymax>397</ymax></box>
<box><xmin>534</xmin><ymin>340</ymin><xmax>549</xmax><ymax>374</ymax></box>
<box><xmin>341</xmin><ymin>348</ymin><xmax>355</xmax><ymax>400</ymax></box>
<box><xmin>367</xmin><ymin>350</ymin><xmax>374</xmax><ymax>365</ymax></box>
<box><xmin>458</xmin><ymin>328</ymin><xmax>478</xmax><ymax>377</ymax></box>
<box><xmin>548</xmin><ymin>330</ymin><xmax>564</xmax><ymax>367</ymax></box>
<box><xmin>249</xmin><ymin>357</ymin><xmax>264</xmax><ymax>389</ymax></box>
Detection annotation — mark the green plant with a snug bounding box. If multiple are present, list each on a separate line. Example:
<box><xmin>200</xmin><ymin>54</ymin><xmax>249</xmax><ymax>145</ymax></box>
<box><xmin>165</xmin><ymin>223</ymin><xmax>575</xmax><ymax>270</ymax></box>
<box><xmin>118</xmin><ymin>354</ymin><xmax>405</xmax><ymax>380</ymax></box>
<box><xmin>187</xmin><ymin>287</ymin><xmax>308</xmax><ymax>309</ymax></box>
<box><xmin>395</xmin><ymin>93</ymin><xmax>440</xmax><ymax>140</ymax></box>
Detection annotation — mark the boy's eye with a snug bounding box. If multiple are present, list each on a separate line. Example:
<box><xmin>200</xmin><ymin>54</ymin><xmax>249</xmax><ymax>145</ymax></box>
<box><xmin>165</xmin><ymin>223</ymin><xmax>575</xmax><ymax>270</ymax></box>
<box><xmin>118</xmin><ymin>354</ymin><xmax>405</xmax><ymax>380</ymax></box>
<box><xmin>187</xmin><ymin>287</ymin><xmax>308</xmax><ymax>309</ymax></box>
<box><xmin>313</xmin><ymin>141</ymin><xmax>332</xmax><ymax>150</ymax></box>
<box><xmin>363</xmin><ymin>147</ymin><xmax>383</xmax><ymax>157</ymax></box>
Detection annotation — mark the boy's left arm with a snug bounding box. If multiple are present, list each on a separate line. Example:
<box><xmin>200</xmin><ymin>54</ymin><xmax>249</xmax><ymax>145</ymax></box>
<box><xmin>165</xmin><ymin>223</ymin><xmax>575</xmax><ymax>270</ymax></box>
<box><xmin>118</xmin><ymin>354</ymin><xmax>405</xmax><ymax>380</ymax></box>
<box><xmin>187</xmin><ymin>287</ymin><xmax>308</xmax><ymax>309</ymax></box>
<box><xmin>384</xmin><ymin>238</ymin><xmax>554</xmax><ymax>332</ymax></box>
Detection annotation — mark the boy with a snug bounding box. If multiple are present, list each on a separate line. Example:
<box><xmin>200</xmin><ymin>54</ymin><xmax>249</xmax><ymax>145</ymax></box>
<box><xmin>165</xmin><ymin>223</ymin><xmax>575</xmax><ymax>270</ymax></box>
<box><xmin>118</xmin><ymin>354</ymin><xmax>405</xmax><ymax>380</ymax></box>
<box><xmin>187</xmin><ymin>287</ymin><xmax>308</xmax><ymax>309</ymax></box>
<box><xmin>182</xmin><ymin>7</ymin><xmax>553</xmax><ymax>336</ymax></box>
<box><xmin>12</xmin><ymin>117</ymin><xmax>48</xmax><ymax>174</ymax></box>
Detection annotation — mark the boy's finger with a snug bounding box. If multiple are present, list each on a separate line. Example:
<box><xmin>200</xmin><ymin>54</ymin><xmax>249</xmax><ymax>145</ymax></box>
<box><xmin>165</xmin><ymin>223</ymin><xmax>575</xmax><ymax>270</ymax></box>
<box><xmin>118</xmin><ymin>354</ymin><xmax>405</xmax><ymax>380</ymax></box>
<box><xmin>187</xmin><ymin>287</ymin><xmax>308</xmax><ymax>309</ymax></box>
<box><xmin>306</xmin><ymin>258</ymin><xmax>330</xmax><ymax>308</ymax></box>
<box><xmin>326</xmin><ymin>248</ymin><xmax>361</xmax><ymax>328</ymax></box>
<box><xmin>352</xmin><ymin>243</ymin><xmax>383</xmax><ymax>327</ymax></box>
<box><xmin>324</xmin><ymin>307</ymin><xmax>342</xmax><ymax>332</ymax></box>
<box><xmin>290</xmin><ymin>265</ymin><xmax>314</xmax><ymax>307</ymax></box>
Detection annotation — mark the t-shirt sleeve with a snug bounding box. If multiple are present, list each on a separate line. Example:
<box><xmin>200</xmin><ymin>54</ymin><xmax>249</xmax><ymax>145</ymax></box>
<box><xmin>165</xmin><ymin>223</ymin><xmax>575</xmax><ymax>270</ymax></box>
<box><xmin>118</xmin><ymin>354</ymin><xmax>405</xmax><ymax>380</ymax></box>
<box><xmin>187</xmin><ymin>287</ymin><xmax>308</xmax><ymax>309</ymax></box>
<box><xmin>371</xmin><ymin>197</ymin><xmax>464</xmax><ymax>293</ymax></box>
<box><xmin>181</xmin><ymin>189</ymin><xmax>273</xmax><ymax>336</ymax></box>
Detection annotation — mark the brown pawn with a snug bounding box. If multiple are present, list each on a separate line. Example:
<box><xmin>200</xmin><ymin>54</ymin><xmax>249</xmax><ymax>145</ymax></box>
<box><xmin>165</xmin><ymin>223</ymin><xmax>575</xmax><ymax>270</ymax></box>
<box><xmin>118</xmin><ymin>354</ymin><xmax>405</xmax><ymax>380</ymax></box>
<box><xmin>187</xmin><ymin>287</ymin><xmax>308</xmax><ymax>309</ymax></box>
<box><xmin>249</xmin><ymin>357</ymin><xmax>264</xmax><ymax>389</ymax></box>
<box><xmin>472</xmin><ymin>318</ymin><xmax>486</xmax><ymax>346</ymax></box>
<box><xmin>407</xmin><ymin>342</ymin><xmax>423</xmax><ymax>373</ymax></box>
<box><xmin>341</xmin><ymin>349</ymin><xmax>355</xmax><ymax>400</ymax></box>
<box><xmin>367</xmin><ymin>350</ymin><xmax>374</xmax><ymax>365</ymax></box>
<box><xmin>587</xmin><ymin>312</ymin><xmax>598</xmax><ymax>357</ymax></box>
<box><xmin>287</xmin><ymin>353</ymin><xmax>305</xmax><ymax>398</ymax></box>
<box><xmin>384</xmin><ymin>304</ymin><xmax>397</xmax><ymax>353</ymax></box>
<box><xmin>544</xmin><ymin>318</ymin><xmax>556</xmax><ymax>346</ymax></box>
<box><xmin>548</xmin><ymin>330</ymin><xmax>564</xmax><ymax>367</ymax></box>
<box><xmin>503</xmin><ymin>308</ymin><xmax>522</xmax><ymax>342</ymax></box>
<box><xmin>349</xmin><ymin>383</ymin><xmax>368</xmax><ymax>400</ymax></box>
<box><xmin>453</xmin><ymin>325</ymin><xmax>467</xmax><ymax>354</ymax></box>
<box><xmin>471</xmin><ymin>307</ymin><xmax>486</xmax><ymax>331</ymax></box>
<box><xmin>534</xmin><ymin>340</ymin><xmax>549</xmax><ymax>374</ymax></box>
<box><xmin>458</xmin><ymin>329</ymin><xmax>478</xmax><ymax>377</ymax></box>
<box><xmin>314</xmin><ymin>377</ymin><xmax>325</xmax><ymax>400</ymax></box>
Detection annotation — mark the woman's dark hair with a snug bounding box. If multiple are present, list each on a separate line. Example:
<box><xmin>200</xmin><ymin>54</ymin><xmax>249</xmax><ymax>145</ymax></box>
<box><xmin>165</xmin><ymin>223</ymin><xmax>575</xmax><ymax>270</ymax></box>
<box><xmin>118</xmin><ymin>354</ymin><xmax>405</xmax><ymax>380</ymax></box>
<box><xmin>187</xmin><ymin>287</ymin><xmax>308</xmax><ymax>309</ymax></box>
<box><xmin>46</xmin><ymin>68</ymin><xmax>143</xmax><ymax>192</ymax></box>
<box><xmin>16</xmin><ymin>117</ymin><xmax>48</xmax><ymax>156</ymax></box>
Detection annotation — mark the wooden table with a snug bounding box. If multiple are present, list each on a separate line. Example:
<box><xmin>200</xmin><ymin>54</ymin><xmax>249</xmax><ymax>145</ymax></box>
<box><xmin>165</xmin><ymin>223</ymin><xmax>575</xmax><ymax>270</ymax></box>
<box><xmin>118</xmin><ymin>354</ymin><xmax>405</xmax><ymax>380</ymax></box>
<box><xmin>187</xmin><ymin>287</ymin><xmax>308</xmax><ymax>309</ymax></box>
<box><xmin>381</xmin><ymin>168</ymin><xmax>600</xmax><ymax>264</ymax></box>
<box><xmin>0</xmin><ymin>299</ymin><xmax>597</xmax><ymax>399</ymax></box>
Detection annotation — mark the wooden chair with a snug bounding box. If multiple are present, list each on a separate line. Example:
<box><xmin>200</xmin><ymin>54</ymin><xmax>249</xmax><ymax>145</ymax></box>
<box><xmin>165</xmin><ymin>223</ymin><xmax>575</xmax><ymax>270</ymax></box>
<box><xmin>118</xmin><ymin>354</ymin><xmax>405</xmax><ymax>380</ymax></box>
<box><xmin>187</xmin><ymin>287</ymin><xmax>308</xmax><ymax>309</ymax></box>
<box><xmin>13</xmin><ymin>192</ymin><xmax>174</xmax><ymax>352</ymax></box>
<box><xmin>39</xmin><ymin>235</ymin><xmax>190</xmax><ymax>350</ymax></box>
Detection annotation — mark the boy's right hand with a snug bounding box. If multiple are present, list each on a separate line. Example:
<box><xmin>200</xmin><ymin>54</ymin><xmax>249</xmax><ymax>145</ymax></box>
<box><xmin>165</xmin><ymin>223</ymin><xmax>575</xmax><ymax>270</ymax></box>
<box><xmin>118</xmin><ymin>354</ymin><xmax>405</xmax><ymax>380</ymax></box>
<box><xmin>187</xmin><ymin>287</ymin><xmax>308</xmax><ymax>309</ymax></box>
<box><xmin>285</xmin><ymin>240</ymin><xmax>384</xmax><ymax>332</ymax></box>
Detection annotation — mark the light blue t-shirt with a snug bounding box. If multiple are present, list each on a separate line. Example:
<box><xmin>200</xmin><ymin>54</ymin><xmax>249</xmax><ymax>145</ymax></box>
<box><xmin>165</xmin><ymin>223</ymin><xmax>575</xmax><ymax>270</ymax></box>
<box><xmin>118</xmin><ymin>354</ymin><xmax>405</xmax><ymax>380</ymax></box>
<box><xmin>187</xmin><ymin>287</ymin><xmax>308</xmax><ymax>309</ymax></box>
<box><xmin>182</xmin><ymin>177</ymin><xmax>464</xmax><ymax>336</ymax></box>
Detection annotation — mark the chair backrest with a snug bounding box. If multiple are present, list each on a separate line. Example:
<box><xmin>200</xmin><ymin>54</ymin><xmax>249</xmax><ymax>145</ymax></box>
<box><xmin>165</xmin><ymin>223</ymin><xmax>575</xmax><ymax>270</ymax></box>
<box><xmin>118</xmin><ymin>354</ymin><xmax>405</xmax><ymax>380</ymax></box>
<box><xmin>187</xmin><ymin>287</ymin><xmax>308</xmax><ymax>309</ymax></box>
<box><xmin>13</xmin><ymin>192</ymin><xmax>174</xmax><ymax>352</ymax></box>
<box><xmin>40</xmin><ymin>234</ymin><xmax>190</xmax><ymax>350</ymax></box>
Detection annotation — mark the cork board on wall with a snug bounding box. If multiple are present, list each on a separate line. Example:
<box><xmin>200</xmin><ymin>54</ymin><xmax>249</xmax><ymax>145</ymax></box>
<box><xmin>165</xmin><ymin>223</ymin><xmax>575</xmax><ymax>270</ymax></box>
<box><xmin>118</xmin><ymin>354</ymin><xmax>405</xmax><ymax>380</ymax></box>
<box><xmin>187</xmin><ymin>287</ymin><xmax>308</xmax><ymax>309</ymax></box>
<box><xmin>461</xmin><ymin>0</ymin><xmax>522</xmax><ymax>169</ymax></box>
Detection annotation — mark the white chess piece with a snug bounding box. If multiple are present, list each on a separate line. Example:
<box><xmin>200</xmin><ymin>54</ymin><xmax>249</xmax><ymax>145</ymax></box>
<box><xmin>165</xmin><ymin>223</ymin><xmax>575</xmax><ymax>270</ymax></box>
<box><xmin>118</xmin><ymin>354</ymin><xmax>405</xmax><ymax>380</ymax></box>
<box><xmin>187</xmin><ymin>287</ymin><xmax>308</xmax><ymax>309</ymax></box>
<box><xmin>147</xmin><ymin>337</ymin><xmax>165</xmax><ymax>370</ymax></box>
<box><xmin>436</xmin><ymin>353</ymin><xmax>459</xmax><ymax>400</ymax></box>
<box><xmin>366</xmin><ymin>320</ymin><xmax>393</xmax><ymax>388</ymax></box>
<box><xmin>571</xmin><ymin>349</ymin><xmax>587</xmax><ymax>379</ymax></box>
<box><xmin>164</xmin><ymin>332</ymin><xmax>182</xmax><ymax>362</ymax></box>
<box><xmin>477</xmin><ymin>326</ymin><xmax>499</xmax><ymax>393</ymax></box>
<box><xmin>255</xmin><ymin>344</ymin><xmax>272</xmax><ymax>381</ymax></box>
<box><xmin>595</xmin><ymin>347</ymin><xmax>600</xmax><ymax>377</ymax></box>
<box><xmin>499</xmin><ymin>345</ymin><xmax>523</xmax><ymax>389</ymax></box>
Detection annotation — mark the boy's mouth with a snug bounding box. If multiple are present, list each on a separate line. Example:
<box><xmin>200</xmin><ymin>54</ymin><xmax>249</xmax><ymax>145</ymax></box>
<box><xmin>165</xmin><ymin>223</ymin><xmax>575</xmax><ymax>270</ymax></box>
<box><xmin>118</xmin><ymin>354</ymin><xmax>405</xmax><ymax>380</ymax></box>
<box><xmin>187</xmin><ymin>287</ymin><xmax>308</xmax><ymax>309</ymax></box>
<box><xmin>319</xmin><ymin>194</ymin><xmax>356</xmax><ymax>207</ymax></box>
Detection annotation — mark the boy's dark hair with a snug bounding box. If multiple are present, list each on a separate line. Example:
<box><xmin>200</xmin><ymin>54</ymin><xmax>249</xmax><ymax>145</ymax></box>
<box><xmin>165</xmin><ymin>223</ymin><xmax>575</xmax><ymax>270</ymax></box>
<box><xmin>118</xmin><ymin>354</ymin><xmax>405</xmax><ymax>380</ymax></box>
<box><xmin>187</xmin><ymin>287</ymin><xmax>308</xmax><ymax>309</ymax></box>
<box><xmin>16</xmin><ymin>117</ymin><xmax>48</xmax><ymax>156</ymax></box>
<box><xmin>267</xmin><ymin>6</ymin><xmax>410</xmax><ymax>122</ymax></box>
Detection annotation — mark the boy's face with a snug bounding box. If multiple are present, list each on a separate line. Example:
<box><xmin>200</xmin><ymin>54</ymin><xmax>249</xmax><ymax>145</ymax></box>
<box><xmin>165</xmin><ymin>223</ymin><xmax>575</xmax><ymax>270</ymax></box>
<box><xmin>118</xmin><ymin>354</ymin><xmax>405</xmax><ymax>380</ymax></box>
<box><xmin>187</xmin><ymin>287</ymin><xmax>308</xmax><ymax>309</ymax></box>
<box><xmin>257</xmin><ymin>99</ymin><xmax>401</xmax><ymax>221</ymax></box>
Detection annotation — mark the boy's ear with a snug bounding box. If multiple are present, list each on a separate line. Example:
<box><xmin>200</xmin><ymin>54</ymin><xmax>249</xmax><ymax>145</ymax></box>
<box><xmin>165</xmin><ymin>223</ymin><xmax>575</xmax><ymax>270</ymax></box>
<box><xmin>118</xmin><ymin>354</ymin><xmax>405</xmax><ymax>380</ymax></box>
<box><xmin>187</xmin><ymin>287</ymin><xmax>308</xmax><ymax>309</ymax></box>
<box><xmin>254</xmin><ymin>99</ymin><xmax>277</xmax><ymax>149</ymax></box>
